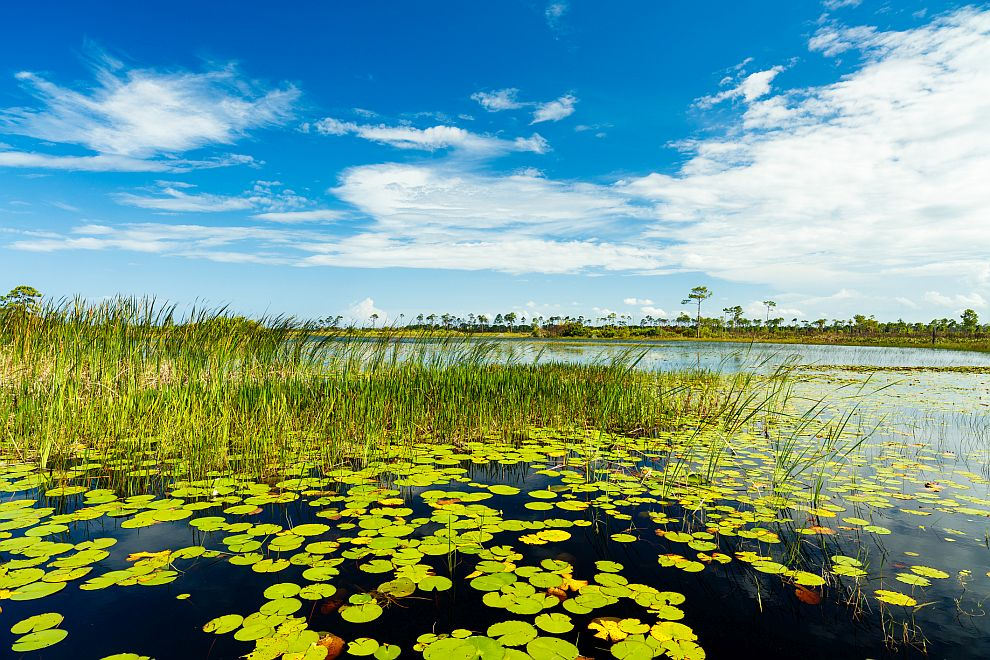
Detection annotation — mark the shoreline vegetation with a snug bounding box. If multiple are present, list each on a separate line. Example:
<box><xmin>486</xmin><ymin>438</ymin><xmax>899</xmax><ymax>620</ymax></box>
<box><xmin>2</xmin><ymin>295</ymin><xmax>853</xmax><ymax>491</ymax></box>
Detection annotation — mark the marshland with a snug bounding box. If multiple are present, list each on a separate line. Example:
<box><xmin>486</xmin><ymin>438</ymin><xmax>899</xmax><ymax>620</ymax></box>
<box><xmin>2</xmin><ymin>297</ymin><xmax>990</xmax><ymax>659</ymax></box>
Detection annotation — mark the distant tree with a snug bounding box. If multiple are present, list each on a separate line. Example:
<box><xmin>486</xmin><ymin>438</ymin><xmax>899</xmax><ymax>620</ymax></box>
<box><xmin>1</xmin><ymin>285</ymin><xmax>42</xmax><ymax>315</ymax></box>
<box><xmin>763</xmin><ymin>300</ymin><xmax>777</xmax><ymax>327</ymax></box>
<box><xmin>681</xmin><ymin>286</ymin><xmax>712</xmax><ymax>338</ymax></box>
<box><xmin>723</xmin><ymin>305</ymin><xmax>743</xmax><ymax>330</ymax></box>
<box><xmin>369</xmin><ymin>313</ymin><xmax>379</xmax><ymax>328</ymax></box>
<box><xmin>961</xmin><ymin>308</ymin><xmax>979</xmax><ymax>333</ymax></box>
<box><xmin>504</xmin><ymin>312</ymin><xmax>517</xmax><ymax>331</ymax></box>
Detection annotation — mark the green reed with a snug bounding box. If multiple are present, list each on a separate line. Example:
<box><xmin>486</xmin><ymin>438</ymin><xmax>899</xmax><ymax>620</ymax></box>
<box><xmin>1</xmin><ymin>297</ymin><xmax>739</xmax><ymax>485</ymax></box>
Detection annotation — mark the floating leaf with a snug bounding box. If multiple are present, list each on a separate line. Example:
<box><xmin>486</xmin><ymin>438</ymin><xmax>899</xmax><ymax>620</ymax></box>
<box><xmin>487</xmin><ymin>620</ymin><xmax>538</xmax><ymax>646</ymax></box>
<box><xmin>526</xmin><ymin>636</ymin><xmax>579</xmax><ymax>660</ymax></box>
<box><xmin>11</xmin><ymin>612</ymin><xmax>64</xmax><ymax>635</ymax></box>
<box><xmin>12</xmin><ymin>628</ymin><xmax>68</xmax><ymax>652</ymax></box>
<box><xmin>203</xmin><ymin>614</ymin><xmax>243</xmax><ymax>635</ymax></box>
<box><xmin>875</xmin><ymin>590</ymin><xmax>918</xmax><ymax>607</ymax></box>
<box><xmin>535</xmin><ymin>612</ymin><xmax>574</xmax><ymax>634</ymax></box>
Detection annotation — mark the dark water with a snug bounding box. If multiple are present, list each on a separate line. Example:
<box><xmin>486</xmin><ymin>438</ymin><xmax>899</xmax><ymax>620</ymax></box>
<box><xmin>2</xmin><ymin>433</ymin><xmax>989</xmax><ymax>660</ymax></box>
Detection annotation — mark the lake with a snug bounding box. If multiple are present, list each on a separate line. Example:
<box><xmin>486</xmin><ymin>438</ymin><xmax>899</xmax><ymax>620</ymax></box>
<box><xmin>2</xmin><ymin>341</ymin><xmax>989</xmax><ymax>659</ymax></box>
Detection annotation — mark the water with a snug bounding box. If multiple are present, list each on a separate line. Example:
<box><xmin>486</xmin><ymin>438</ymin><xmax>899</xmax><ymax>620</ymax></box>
<box><xmin>2</xmin><ymin>343</ymin><xmax>990</xmax><ymax>659</ymax></box>
<box><xmin>331</xmin><ymin>336</ymin><xmax>990</xmax><ymax>372</ymax></box>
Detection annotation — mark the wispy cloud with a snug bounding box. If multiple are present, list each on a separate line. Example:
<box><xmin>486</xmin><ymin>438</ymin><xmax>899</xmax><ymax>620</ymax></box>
<box><xmin>531</xmin><ymin>95</ymin><xmax>577</xmax><ymax>123</ymax></box>
<box><xmin>923</xmin><ymin>291</ymin><xmax>987</xmax><ymax>309</ymax></box>
<box><xmin>113</xmin><ymin>181</ymin><xmax>313</xmax><ymax>215</ymax></box>
<box><xmin>470</xmin><ymin>89</ymin><xmax>579</xmax><ymax>124</ymax></box>
<box><xmin>252</xmin><ymin>210</ymin><xmax>345</xmax><ymax>223</ymax></box>
<box><xmin>0</xmin><ymin>53</ymin><xmax>297</xmax><ymax>171</ymax></box>
<box><xmin>545</xmin><ymin>2</ymin><xmax>568</xmax><ymax>36</ymax></box>
<box><xmin>307</xmin><ymin>117</ymin><xmax>549</xmax><ymax>155</ymax></box>
<box><xmin>10</xmin><ymin>222</ymin><xmax>308</xmax><ymax>264</ymax></box>
<box><xmin>697</xmin><ymin>66</ymin><xmax>785</xmax><ymax>107</ymax></box>
<box><xmin>470</xmin><ymin>88</ymin><xmax>523</xmax><ymax>111</ymax></box>
<box><xmin>822</xmin><ymin>0</ymin><xmax>862</xmax><ymax>10</ymax></box>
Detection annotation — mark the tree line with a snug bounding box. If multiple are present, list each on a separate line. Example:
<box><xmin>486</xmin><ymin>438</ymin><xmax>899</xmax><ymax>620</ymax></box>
<box><xmin>3</xmin><ymin>285</ymin><xmax>984</xmax><ymax>342</ymax></box>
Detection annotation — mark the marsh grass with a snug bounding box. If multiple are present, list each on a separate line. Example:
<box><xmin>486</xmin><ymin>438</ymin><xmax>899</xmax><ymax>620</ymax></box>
<box><xmin>0</xmin><ymin>297</ymin><xmax>741</xmax><ymax>486</ymax></box>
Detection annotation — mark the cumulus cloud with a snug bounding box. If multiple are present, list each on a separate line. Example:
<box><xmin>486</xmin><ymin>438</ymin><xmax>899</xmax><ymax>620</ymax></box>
<box><xmin>640</xmin><ymin>306</ymin><xmax>668</xmax><ymax>318</ymax></box>
<box><xmin>623</xmin><ymin>297</ymin><xmax>655</xmax><ymax>305</ymax></box>
<box><xmin>0</xmin><ymin>54</ymin><xmax>297</xmax><ymax>170</ymax></box>
<box><xmin>347</xmin><ymin>297</ymin><xmax>385</xmax><ymax>323</ymax></box>
<box><xmin>532</xmin><ymin>95</ymin><xmax>577</xmax><ymax>123</ymax></box>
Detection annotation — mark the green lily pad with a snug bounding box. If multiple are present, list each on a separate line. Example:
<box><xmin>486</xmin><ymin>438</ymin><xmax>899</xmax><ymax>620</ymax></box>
<box><xmin>340</xmin><ymin>596</ymin><xmax>384</xmax><ymax>623</ymax></box>
<box><xmin>203</xmin><ymin>613</ymin><xmax>243</xmax><ymax>634</ymax></box>
<box><xmin>535</xmin><ymin>612</ymin><xmax>573</xmax><ymax>634</ymax></box>
<box><xmin>12</xmin><ymin>628</ymin><xmax>68</xmax><ymax>652</ymax></box>
<box><xmin>10</xmin><ymin>612</ymin><xmax>64</xmax><ymax>634</ymax></box>
<box><xmin>487</xmin><ymin>620</ymin><xmax>538</xmax><ymax>647</ymax></box>
<box><xmin>526</xmin><ymin>636</ymin><xmax>579</xmax><ymax>660</ymax></box>
<box><xmin>349</xmin><ymin>638</ymin><xmax>380</xmax><ymax>656</ymax></box>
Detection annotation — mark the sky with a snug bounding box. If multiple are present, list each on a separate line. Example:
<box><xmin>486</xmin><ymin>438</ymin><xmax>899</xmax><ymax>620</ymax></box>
<box><xmin>1</xmin><ymin>1</ymin><xmax>989</xmax><ymax>324</ymax></box>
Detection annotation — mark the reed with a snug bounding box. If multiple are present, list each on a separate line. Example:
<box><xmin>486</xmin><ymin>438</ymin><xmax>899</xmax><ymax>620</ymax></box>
<box><xmin>1</xmin><ymin>297</ymin><xmax>734</xmax><ymax>485</ymax></box>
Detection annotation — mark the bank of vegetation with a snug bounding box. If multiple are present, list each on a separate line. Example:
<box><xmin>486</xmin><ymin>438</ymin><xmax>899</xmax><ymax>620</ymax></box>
<box><xmin>2</xmin><ymin>295</ymin><xmax>807</xmax><ymax>486</ymax></box>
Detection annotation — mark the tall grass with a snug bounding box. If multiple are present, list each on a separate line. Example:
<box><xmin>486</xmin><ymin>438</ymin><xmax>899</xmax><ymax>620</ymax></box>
<box><xmin>1</xmin><ymin>297</ymin><xmax>736</xmax><ymax>484</ymax></box>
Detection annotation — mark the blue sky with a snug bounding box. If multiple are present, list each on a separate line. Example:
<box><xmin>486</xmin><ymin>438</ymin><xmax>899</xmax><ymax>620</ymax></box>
<box><xmin>2</xmin><ymin>1</ymin><xmax>988</xmax><ymax>323</ymax></box>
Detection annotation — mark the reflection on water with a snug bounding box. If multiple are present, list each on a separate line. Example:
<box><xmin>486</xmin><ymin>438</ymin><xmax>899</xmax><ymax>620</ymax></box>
<box><xmin>330</xmin><ymin>337</ymin><xmax>990</xmax><ymax>372</ymax></box>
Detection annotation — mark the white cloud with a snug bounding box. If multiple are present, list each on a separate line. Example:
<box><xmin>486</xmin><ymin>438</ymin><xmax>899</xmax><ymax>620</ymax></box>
<box><xmin>545</xmin><ymin>2</ymin><xmax>568</xmax><ymax>34</ymax></box>
<box><xmin>252</xmin><ymin>210</ymin><xmax>345</xmax><ymax>223</ymax></box>
<box><xmin>623</xmin><ymin>7</ymin><xmax>990</xmax><ymax>297</ymax></box>
<box><xmin>822</xmin><ymin>0</ymin><xmax>862</xmax><ymax>9</ymax></box>
<box><xmin>470</xmin><ymin>89</ymin><xmax>523</xmax><ymax>111</ymax></box>
<box><xmin>640</xmin><ymin>306</ymin><xmax>668</xmax><ymax>318</ymax></box>
<box><xmin>923</xmin><ymin>291</ymin><xmax>987</xmax><ymax>309</ymax></box>
<box><xmin>697</xmin><ymin>66</ymin><xmax>785</xmax><ymax>107</ymax></box>
<box><xmin>10</xmin><ymin>222</ymin><xmax>306</xmax><ymax>264</ymax></box>
<box><xmin>312</xmin><ymin>117</ymin><xmax>548</xmax><ymax>155</ymax></box>
<box><xmin>13</xmin><ymin>162</ymin><xmax>662</xmax><ymax>275</ymax></box>
<box><xmin>347</xmin><ymin>297</ymin><xmax>385</xmax><ymax>323</ymax></box>
<box><xmin>532</xmin><ymin>95</ymin><xmax>577</xmax><ymax>123</ymax></box>
<box><xmin>114</xmin><ymin>187</ymin><xmax>254</xmax><ymax>213</ymax></box>
<box><xmin>0</xmin><ymin>55</ymin><xmax>297</xmax><ymax>170</ymax></box>
<box><xmin>623</xmin><ymin>297</ymin><xmax>655</xmax><ymax>305</ymax></box>
<box><xmin>330</xmin><ymin>162</ymin><xmax>642</xmax><ymax>239</ymax></box>
<box><xmin>113</xmin><ymin>181</ymin><xmax>311</xmax><ymax>214</ymax></box>
<box><xmin>0</xmin><ymin>150</ymin><xmax>255</xmax><ymax>172</ymax></box>
<box><xmin>808</xmin><ymin>25</ymin><xmax>878</xmax><ymax>56</ymax></box>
